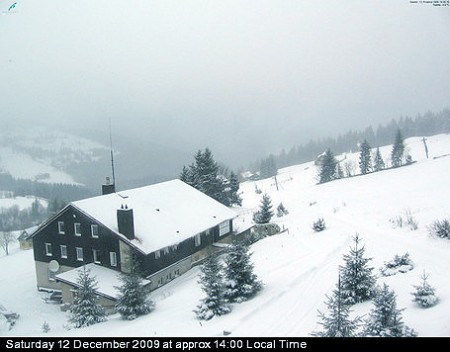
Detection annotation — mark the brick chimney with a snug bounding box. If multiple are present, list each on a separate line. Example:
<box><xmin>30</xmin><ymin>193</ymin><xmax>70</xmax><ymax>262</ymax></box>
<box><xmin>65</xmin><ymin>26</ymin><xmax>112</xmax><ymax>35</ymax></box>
<box><xmin>117</xmin><ymin>204</ymin><xmax>135</xmax><ymax>240</ymax></box>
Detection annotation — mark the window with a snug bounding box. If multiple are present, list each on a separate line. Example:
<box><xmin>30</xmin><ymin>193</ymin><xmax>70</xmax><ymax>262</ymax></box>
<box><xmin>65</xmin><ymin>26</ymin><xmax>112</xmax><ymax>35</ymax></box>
<box><xmin>110</xmin><ymin>252</ymin><xmax>117</xmax><ymax>267</ymax></box>
<box><xmin>91</xmin><ymin>224</ymin><xmax>99</xmax><ymax>238</ymax></box>
<box><xmin>155</xmin><ymin>250</ymin><xmax>160</xmax><ymax>259</ymax></box>
<box><xmin>219</xmin><ymin>221</ymin><xmax>230</xmax><ymax>236</ymax></box>
<box><xmin>60</xmin><ymin>245</ymin><xmax>67</xmax><ymax>259</ymax></box>
<box><xmin>163</xmin><ymin>247</ymin><xmax>169</xmax><ymax>255</ymax></box>
<box><xmin>195</xmin><ymin>233</ymin><xmax>201</xmax><ymax>247</ymax></box>
<box><xmin>74</xmin><ymin>223</ymin><xmax>81</xmax><ymax>236</ymax></box>
<box><xmin>76</xmin><ymin>247</ymin><xmax>83</xmax><ymax>261</ymax></box>
<box><xmin>58</xmin><ymin>221</ymin><xmax>65</xmax><ymax>234</ymax></box>
<box><xmin>45</xmin><ymin>243</ymin><xmax>52</xmax><ymax>256</ymax></box>
<box><xmin>92</xmin><ymin>249</ymin><xmax>101</xmax><ymax>264</ymax></box>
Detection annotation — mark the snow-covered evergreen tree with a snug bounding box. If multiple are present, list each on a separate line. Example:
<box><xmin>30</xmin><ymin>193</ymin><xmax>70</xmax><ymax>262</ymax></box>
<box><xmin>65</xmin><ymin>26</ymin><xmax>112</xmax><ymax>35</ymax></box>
<box><xmin>195</xmin><ymin>254</ymin><xmax>231</xmax><ymax>320</ymax></box>
<box><xmin>180</xmin><ymin>148</ymin><xmax>241</xmax><ymax>206</ymax></box>
<box><xmin>318</xmin><ymin>149</ymin><xmax>337</xmax><ymax>184</ymax></box>
<box><xmin>253</xmin><ymin>193</ymin><xmax>274</xmax><ymax>224</ymax></box>
<box><xmin>276</xmin><ymin>202</ymin><xmax>288</xmax><ymax>217</ymax></box>
<box><xmin>411</xmin><ymin>271</ymin><xmax>438</xmax><ymax>308</ymax></box>
<box><xmin>312</xmin><ymin>218</ymin><xmax>326</xmax><ymax>232</ymax></box>
<box><xmin>373</xmin><ymin>147</ymin><xmax>385</xmax><ymax>172</ymax></box>
<box><xmin>224</xmin><ymin>241</ymin><xmax>262</xmax><ymax>303</ymax></box>
<box><xmin>364</xmin><ymin>284</ymin><xmax>417</xmax><ymax>337</ymax></box>
<box><xmin>313</xmin><ymin>276</ymin><xmax>361</xmax><ymax>337</ymax></box>
<box><xmin>115</xmin><ymin>254</ymin><xmax>154</xmax><ymax>320</ymax></box>
<box><xmin>259</xmin><ymin>155</ymin><xmax>277</xmax><ymax>179</ymax></box>
<box><xmin>336</xmin><ymin>162</ymin><xmax>345</xmax><ymax>179</ymax></box>
<box><xmin>41</xmin><ymin>321</ymin><xmax>50</xmax><ymax>333</ymax></box>
<box><xmin>359</xmin><ymin>140</ymin><xmax>372</xmax><ymax>175</ymax></box>
<box><xmin>227</xmin><ymin>171</ymin><xmax>242</xmax><ymax>206</ymax></box>
<box><xmin>391</xmin><ymin>129</ymin><xmax>405</xmax><ymax>167</ymax></box>
<box><xmin>69</xmin><ymin>267</ymin><xmax>106</xmax><ymax>328</ymax></box>
<box><xmin>340</xmin><ymin>234</ymin><xmax>376</xmax><ymax>305</ymax></box>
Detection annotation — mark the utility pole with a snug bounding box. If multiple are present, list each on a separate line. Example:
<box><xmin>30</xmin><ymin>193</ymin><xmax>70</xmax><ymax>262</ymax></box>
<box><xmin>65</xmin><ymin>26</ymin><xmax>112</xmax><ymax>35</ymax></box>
<box><xmin>422</xmin><ymin>137</ymin><xmax>429</xmax><ymax>159</ymax></box>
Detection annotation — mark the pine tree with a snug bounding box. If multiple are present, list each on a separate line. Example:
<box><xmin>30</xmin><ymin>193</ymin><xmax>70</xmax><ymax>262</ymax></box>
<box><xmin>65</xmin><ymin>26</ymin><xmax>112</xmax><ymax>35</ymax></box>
<box><xmin>340</xmin><ymin>234</ymin><xmax>376</xmax><ymax>305</ymax></box>
<box><xmin>224</xmin><ymin>241</ymin><xmax>262</xmax><ymax>303</ymax></box>
<box><xmin>364</xmin><ymin>284</ymin><xmax>417</xmax><ymax>337</ymax></box>
<box><xmin>41</xmin><ymin>321</ymin><xmax>50</xmax><ymax>333</ymax></box>
<box><xmin>336</xmin><ymin>162</ymin><xmax>345</xmax><ymax>179</ymax></box>
<box><xmin>411</xmin><ymin>271</ymin><xmax>438</xmax><ymax>308</ymax></box>
<box><xmin>276</xmin><ymin>202</ymin><xmax>288</xmax><ymax>217</ymax></box>
<box><xmin>313</xmin><ymin>276</ymin><xmax>361</xmax><ymax>337</ymax></box>
<box><xmin>69</xmin><ymin>267</ymin><xmax>107</xmax><ymax>328</ymax></box>
<box><xmin>359</xmin><ymin>140</ymin><xmax>372</xmax><ymax>175</ymax></box>
<box><xmin>195</xmin><ymin>255</ymin><xmax>231</xmax><ymax>320</ymax></box>
<box><xmin>373</xmin><ymin>147</ymin><xmax>385</xmax><ymax>172</ymax></box>
<box><xmin>391</xmin><ymin>129</ymin><xmax>405</xmax><ymax>167</ymax></box>
<box><xmin>115</xmin><ymin>253</ymin><xmax>154</xmax><ymax>320</ymax></box>
<box><xmin>180</xmin><ymin>148</ymin><xmax>241</xmax><ymax>206</ymax></box>
<box><xmin>253</xmin><ymin>193</ymin><xmax>274</xmax><ymax>224</ymax></box>
<box><xmin>228</xmin><ymin>172</ymin><xmax>242</xmax><ymax>206</ymax></box>
<box><xmin>318</xmin><ymin>149</ymin><xmax>337</xmax><ymax>184</ymax></box>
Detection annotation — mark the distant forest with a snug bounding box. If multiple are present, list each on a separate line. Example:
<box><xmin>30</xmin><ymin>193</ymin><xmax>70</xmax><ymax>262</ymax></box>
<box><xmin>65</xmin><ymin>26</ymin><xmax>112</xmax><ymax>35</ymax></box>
<box><xmin>250</xmin><ymin>108</ymin><xmax>450</xmax><ymax>173</ymax></box>
<box><xmin>0</xmin><ymin>173</ymin><xmax>92</xmax><ymax>203</ymax></box>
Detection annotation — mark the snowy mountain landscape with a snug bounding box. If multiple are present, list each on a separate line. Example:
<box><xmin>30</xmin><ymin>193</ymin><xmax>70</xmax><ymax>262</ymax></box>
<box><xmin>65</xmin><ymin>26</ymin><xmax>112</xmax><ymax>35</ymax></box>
<box><xmin>1</xmin><ymin>134</ymin><xmax>449</xmax><ymax>336</ymax></box>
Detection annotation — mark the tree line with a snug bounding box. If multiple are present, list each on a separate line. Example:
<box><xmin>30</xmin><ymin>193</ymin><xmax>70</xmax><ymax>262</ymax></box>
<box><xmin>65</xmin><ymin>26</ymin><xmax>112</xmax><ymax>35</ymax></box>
<box><xmin>250</xmin><ymin>108</ymin><xmax>450</xmax><ymax>175</ymax></box>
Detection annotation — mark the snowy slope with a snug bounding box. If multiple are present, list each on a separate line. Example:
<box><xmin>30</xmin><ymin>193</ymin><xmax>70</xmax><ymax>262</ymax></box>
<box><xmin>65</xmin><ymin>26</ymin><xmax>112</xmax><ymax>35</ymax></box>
<box><xmin>1</xmin><ymin>134</ymin><xmax>450</xmax><ymax>336</ymax></box>
<box><xmin>0</xmin><ymin>126</ymin><xmax>108</xmax><ymax>185</ymax></box>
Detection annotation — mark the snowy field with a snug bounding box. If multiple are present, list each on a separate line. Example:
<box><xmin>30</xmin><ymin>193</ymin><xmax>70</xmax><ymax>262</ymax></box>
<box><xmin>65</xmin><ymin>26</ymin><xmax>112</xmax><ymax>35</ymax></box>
<box><xmin>1</xmin><ymin>134</ymin><xmax>450</xmax><ymax>336</ymax></box>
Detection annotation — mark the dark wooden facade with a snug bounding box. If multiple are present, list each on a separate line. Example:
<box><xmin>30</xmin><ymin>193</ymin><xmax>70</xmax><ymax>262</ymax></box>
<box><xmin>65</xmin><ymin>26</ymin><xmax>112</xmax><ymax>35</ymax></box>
<box><xmin>33</xmin><ymin>204</ymin><xmax>234</xmax><ymax>280</ymax></box>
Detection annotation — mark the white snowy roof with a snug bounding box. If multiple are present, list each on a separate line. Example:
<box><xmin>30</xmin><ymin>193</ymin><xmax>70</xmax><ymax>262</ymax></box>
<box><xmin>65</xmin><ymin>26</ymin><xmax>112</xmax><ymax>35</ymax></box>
<box><xmin>56</xmin><ymin>263</ymin><xmax>149</xmax><ymax>300</ymax></box>
<box><xmin>72</xmin><ymin>179</ymin><xmax>237</xmax><ymax>254</ymax></box>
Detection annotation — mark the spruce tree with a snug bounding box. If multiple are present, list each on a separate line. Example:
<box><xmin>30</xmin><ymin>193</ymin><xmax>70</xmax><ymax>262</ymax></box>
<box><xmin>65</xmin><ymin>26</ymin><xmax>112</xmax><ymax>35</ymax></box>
<box><xmin>336</xmin><ymin>162</ymin><xmax>345</xmax><ymax>179</ymax></box>
<box><xmin>373</xmin><ymin>147</ymin><xmax>385</xmax><ymax>172</ymax></box>
<box><xmin>359</xmin><ymin>140</ymin><xmax>372</xmax><ymax>175</ymax></box>
<box><xmin>391</xmin><ymin>129</ymin><xmax>405</xmax><ymax>167</ymax></box>
<box><xmin>411</xmin><ymin>271</ymin><xmax>438</xmax><ymax>308</ymax></box>
<box><xmin>69</xmin><ymin>267</ymin><xmax>107</xmax><ymax>328</ymax></box>
<box><xmin>224</xmin><ymin>241</ymin><xmax>262</xmax><ymax>303</ymax></box>
<box><xmin>313</xmin><ymin>276</ymin><xmax>361</xmax><ymax>337</ymax></box>
<box><xmin>180</xmin><ymin>148</ymin><xmax>241</xmax><ymax>206</ymax></box>
<box><xmin>195</xmin><ymin>254</ymin><xmax>231</xmax><ymax>320</ymax></box>
<box><xmin>115</xmin><ymin>254</ymin><xmax>154</xmax><ymax>320</ymax></box>
<box><xmin>318</xmin><ymin>149</ymin><xmax>337</xmax><ymax>184</ymax></box>
<box><xmin>340</xmin><ymin>234</ymin><xmax>376</xmax><ymax>305</ymax></box>
<box><xmin>364</xmin><ymin>284</ymin><xmax>417</xmax><ymax>337</ymax></box>
<box><xmin>253</xmin><ymin>193</ymin><xmax>274</xmax><ymax>224</ymax></box>
<box><xmin>228</xmin><ymin>172</ymin><xmax>242</xmax><ymax>206</ymax></box>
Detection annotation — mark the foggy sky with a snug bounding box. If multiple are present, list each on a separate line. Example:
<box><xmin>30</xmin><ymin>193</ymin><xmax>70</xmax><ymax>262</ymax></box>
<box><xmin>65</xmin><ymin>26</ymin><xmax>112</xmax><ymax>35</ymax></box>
<box><xmin>1</xmin><ymin>0</ymin><xmax>449</xmax><ymax>167</ymax></box>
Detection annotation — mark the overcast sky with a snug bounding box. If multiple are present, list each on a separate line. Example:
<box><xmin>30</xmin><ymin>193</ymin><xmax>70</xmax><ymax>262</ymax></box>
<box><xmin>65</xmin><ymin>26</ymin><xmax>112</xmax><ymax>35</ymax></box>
<box><xmin>1</xmin><ymin>0</ymin><xmax>449</xmax><ymax>166</ymax></box>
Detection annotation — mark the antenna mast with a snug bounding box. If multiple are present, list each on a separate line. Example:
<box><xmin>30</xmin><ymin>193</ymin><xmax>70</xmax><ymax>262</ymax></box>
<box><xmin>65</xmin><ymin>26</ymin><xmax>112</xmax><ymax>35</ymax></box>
<box><xmin>109</xmin><ymin>119</ymin><xmax>116</xmax><ymax>186</ymax></box>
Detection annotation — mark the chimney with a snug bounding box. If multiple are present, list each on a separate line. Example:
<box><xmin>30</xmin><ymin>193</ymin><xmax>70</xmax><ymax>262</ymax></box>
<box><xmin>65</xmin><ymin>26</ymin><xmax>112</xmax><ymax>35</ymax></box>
<box><xmin>117</xmin><ymin>204</ymin><xmax>135</xmax><ymax>240</ymax></box>
<box><xmin>102</xmin><ymin>177</ymin><xmax>116</xmax><ymax>195</ymax></box>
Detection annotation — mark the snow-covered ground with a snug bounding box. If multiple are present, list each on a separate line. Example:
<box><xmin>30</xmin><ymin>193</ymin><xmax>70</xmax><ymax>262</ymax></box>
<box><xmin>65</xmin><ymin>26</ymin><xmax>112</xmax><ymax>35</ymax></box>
<box><xmin>0</xmin><ymin>126</ymin><xmax>108</xmax><ymax>185</ymax></box>
<box><xmin>0</xmin><ymin>196</ymin><xmax>48</xmax><ymax>211</ymax></box>
<box><xmin>1</xmin><ymin>134</ymin><xmax>450</xmax><ymax>336</ymax></box>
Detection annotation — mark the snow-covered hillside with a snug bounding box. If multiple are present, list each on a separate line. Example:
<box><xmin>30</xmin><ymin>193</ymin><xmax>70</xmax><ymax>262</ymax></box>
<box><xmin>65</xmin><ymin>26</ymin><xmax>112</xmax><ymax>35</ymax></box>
<box><xmin>1</xmin><ymin>134</ymin><xmax>450</xmax><ymax>336</ymax></box>
<box><xmin>0</xmin><ymin>127</ymin><xmax>108</xmax><ymax>185</ymax></box>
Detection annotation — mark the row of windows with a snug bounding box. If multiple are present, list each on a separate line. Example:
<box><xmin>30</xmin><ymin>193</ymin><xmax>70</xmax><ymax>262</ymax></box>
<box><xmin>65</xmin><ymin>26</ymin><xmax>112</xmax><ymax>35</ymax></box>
<box><xmin>45</xmin><ymin>243</ymin><xmax>117</xmax><ymax>267</ymax></box>
<box><xmin>58</xmin><ymin>221</ymin><xmax>99</xmax><ymax>238</ymax></box>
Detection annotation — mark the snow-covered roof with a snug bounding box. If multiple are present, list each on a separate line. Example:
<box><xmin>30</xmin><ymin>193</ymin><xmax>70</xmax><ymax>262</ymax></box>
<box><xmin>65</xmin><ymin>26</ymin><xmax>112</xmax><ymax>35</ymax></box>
<box><xmin>17</xmin><ymin>225</ymin><xmax>38</xmax><ymax>241</ymax></box>
<box><xmin>56</xmin><ymin>263</ymin><xmax>150</xmax><ymax>300</ymax></box>
<box><xmin>72</xmin><ymin>179</ymin><xmax>238</xmax><ymax>254</ymax></box>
